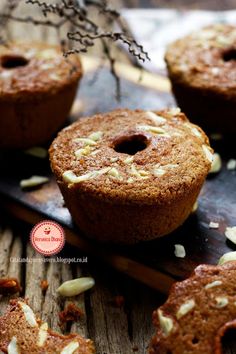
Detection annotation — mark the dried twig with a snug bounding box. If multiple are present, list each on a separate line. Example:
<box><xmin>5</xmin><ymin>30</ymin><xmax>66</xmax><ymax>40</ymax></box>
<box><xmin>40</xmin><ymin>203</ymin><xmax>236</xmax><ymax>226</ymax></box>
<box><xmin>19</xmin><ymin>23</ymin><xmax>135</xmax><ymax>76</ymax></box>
<box><xmin>0</xmin><ymin>0</ymin><xmax>150</xmax><ymax>98</ymax></box>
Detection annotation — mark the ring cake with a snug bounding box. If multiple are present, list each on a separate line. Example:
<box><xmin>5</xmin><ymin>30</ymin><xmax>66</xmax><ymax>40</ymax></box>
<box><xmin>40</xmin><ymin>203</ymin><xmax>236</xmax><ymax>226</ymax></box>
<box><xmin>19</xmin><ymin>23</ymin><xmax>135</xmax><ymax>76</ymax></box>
<box><xmin>165</xmin><ymin>24</ymin><xmax>236</xmax><ymax>133</ymax></box>
<box><xmin>49</xmin><ymin>108</ymin><xmax>213</xmax><ymax>244</ymax></box>
<box><xmin>0</xmin><ymin>42</ymin><xmax>82</xmax><ymax>149</ymax></box>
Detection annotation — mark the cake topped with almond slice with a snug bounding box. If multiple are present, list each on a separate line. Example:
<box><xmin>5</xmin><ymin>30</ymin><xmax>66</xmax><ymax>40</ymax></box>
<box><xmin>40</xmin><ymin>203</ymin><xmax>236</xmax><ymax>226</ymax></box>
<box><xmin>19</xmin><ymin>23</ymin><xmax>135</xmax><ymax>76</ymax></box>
<box><xmin>49</xmin><ymin>108</ymin><xmax>212</xmax><ymax>243</ymax></box>
<box><xmin>149</xmin><ymin>261</ymin><xmax>236</xmax><ymax>354</ymax></box>
<box><xmin>0</xmin><ymin>298</ymin><xmax>94</xmax><ymax>354</ymax></box>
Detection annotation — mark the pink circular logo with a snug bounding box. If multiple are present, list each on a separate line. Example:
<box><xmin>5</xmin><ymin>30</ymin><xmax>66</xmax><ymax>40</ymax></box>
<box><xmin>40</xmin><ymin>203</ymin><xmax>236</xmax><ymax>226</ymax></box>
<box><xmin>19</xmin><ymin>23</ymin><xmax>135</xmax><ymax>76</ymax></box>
<box><xmin>30</xmin><ymin>220</ymin><xmax>65</xmax><ymax>256</ymax></box>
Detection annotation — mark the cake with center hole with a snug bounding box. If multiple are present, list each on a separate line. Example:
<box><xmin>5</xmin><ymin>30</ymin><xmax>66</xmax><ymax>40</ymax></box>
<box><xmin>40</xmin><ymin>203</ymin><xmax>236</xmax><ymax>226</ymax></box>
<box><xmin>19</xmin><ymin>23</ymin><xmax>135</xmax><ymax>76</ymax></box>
<box><xmin>165</xmin><ymin>24</ymin><xmax>236</xmax><ymax>134</ymax></box>
<box><xmin>0</xmin><ymin>42</ymin><xmax>82</xmax><ymax>149</ymax></box>
<box><xmin>49</xmin><ymin>108</ymin><xmax>213</xmax><ymax>244</ymax></box>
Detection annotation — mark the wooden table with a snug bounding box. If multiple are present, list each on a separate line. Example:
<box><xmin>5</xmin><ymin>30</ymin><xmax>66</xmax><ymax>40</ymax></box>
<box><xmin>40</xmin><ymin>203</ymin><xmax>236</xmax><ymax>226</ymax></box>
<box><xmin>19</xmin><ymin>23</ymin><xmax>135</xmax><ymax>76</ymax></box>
<box><xmin>1</xmin><ymin>1</ymin><xmax>236</xmax><ymax>354</ymax></box>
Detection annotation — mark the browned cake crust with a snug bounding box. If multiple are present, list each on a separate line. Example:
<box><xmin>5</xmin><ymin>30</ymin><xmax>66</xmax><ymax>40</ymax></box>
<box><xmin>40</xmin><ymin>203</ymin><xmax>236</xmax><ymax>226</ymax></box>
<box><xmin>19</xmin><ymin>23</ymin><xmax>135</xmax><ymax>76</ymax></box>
<box><xmin>0</xmin><ymin>298</ymin><xmax>95</xmax><ymax>353</ymax></box>
<box><xmin>49</xmin><ymin>108</ymin><xmax>212</xmax><ymax>244</ymax></box>
<box><xmin>0</xmin><ymin>42</ymin><xmax>82</xmax><ymax>149</ymax></box>
<box><xmin>165</xmin><ymin>24</ymin><xmax>236</xmax><ymax>133</ymax></box>
<box><xmin>149</xmin><ymin>261</ymin><xmax>236</xmax><ymax>354</ymax></box>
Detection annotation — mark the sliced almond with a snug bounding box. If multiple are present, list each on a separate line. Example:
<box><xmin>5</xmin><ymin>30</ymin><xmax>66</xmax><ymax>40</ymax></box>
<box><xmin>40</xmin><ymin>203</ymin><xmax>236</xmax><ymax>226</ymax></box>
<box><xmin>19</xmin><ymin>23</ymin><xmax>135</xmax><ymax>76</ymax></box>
<box><xmin>37</xmin><ymin>322</ymin><xmax>48</xmax><ymax>347</ymax></box>
<box><xmin>225</xmin><ymin>226</ymin><xmax>236</xmax><ymax>244</ymax></box>
<box><xmin>137</xmin><ymin>125</ymin><xmax>168</xmax><ymax>135</ymax></box>
<box><xmin>62</xmin><ymin>167</ymin><xmax>110</xmax><ymax>185</ymax></box>
<box><xmin>153</xmin><ymin>167</ymin><xmax>166</xmax><ymax>177</ymax></box>
<box><xmin>60</xmin><ymin>341</ymin><xmax>79</xmax><ymax>354</ymax></box>
<box><xmin>73</xmin><ymin>137</ymin><xmax>97</xmax><ymax>146</ymax></box>
<box><xmin>88</xmin><ymin>131</ymin><xmax>103</xmax><ymax>141</ymax></box>
<box><xmin>218</xmin><ymin>251</ymin><xmax>236</xmax><ymax>265</ymax></box>
<box><xmin>176</xmin><ymin>299</ymin><xmax>195</xmax><ymax>319</ymax></box>
<box><xmin>192</xmin><ymin>200</ymin><xmax>198</xmax><ymax>213</ymax></box>
<box><xmin>202</xmin><ymin>145</ymin><xmax>213</xmax><ymax>163</ymax></box>
<box><xmin>57</xmin><ymin>277</ymin><xmax>95</xmax><ymax>297</ymax></box>
<box><xmin>24</xmin><ymin>147</ymin><xmax>48</xmax><ymax>159</ymax></box>
<box><xmin>167</xmin><ymin>107</ymin><xmax>181</xmax><ymax>116</ymax></box>
<box><xmin>108</xmin><ymin>167</ymin><xmax>122</xmax><ymax>180</ymax></box>
<box><xmin>209</xmin><ymin>153</ymin><xmax>222</xmax><ymax>173</ymax></box>
<box><xmin>145</xmin><ymin>111</ymin><xmax>166</xmax><ymax>124</ymax></box>
<box><xmin>7</xmin><ymin>336</ymin><xmax>19</xmax><ymax>354</ymax></box>
<box><xmin>75</xmin><ymin>145</ymin><xmax>92</xmax><ymax>158</ymax></box>
<box><xmin>123</xmin><ymin>156</ymin><xmax>134</xmax><ymax>164</ymax></box>
<box><xmin>19</xmin><ymin>301</ymin><xmax>37</xmax><ymax>327</ymax></box>
<box><xmin>174</xmin><ymin>244</ymin><xmax>186</xmax><ymax>258</ymax></box>
<box><xmin>209</xmin><ymin>221</ymin><xmax>219</xmax><ymax>229</ymax></box>
<box><xmin>215</xmin><ymin>297</ymin><xmax>228</xmax><ymax>308</ymax></box>
<box><xmin>205</xmin><ymin>280</ymin><xmax>222</xmax><ymax>289</ymax></box>
<box><xmin>227</xmin><ymin>159</ymin><xmax>236</xmax><ymax>170</ymax></box>
<box><xmin>39</xmin><ymin>48</ymin><xmax>58</xmax><ymax>59</ymax></box>
<box><xmin>157</xmin><ymin>310</ymin><xmax>173</xmax><ymax>337</ymax></box>
<box><xmin>130</xmin><ymin>164</ymin><xmax>150</xmax><ymax>179</ymax></box>
<box><xmin>20</xmin><ymin>176</ymin><xmax>49</xmax><ymax>189</ymax></box>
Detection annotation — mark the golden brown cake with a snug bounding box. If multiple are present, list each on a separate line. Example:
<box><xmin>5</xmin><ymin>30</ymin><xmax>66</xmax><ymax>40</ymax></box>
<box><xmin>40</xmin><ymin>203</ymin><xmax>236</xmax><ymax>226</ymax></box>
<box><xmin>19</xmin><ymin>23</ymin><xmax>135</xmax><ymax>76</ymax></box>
<box><xmin>0</xmin><ymin>298</ymin><xmax>95</xmax><ymax>353</ymax></box>
<box><xmin>0</xmin><ymin>42</ymin><xmax>82</xmax><ymax>149</ymax></box>
<box><xmin>49</xmin><ymin>108</ymin><xmax>212</xmax><ymax>244</ymax></box>
<box><xmin>149</xmin><ymin>261</ymin><xmax>236</xmax><ymax>354</ymax></box>
<box><xmin>165</xmin><ymin>24</ymin><xmax>236</xmax><ymax>134</ymax></box>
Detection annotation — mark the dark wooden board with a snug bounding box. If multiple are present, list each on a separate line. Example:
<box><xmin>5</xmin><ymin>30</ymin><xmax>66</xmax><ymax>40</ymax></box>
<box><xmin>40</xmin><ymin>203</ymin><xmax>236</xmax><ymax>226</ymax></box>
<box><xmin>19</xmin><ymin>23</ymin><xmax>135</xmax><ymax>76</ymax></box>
<box><xmin>1</xmin><ymin>58</ymin><xmax>236</xmax><ymax>294</ymax></box>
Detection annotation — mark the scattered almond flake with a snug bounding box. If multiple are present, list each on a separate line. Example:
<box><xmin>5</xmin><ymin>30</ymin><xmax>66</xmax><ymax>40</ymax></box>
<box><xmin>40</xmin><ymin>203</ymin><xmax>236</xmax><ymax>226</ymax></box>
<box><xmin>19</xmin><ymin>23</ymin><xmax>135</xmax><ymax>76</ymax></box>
<box><xmin>62</xmin><ymin>168</ymin><xmax>110</xmax><ymax>185</ymax></box>
<box><xmin>130</xmin><ymin>164</ymin><xmax>150</xmax><ymax>179</ymax></box>
<box><xmin>49</xmin><ymin>73</ymin><xmax>61</xmax><ymax>81</ymax></box>
<box><xmin>60</xmin><ymin>341</ymin><xmax>79</xmax><ymax>354</ymax></box>
<box><xmin>211</xmin><ymin>67</ymin><xmax>220</xmax><ymax>76</ymax></box>
<box><xmin>225</xmin><ymin>226</ymin><xmax>236</xmax><ymax>244</ymax></box>
<box><xmin>210</xmin><ymin>133</ymin><xmax>223</xmax><ymax>141</ymax></box>
<box><xmin>90</xmin><ymin>149</ymin><xmax>100</xmax><ymax>156</ymax></box>
<box><xmin>73</xmin><ymin>137</ymin><xmax>97</xmax><ymax>146</ymax></box>
<box><xmin>74</xmin><ymin>145</ymin><xmax>92</xmax><ymax>158</ymax></box>
<box><xmin>57</xmin><ymin>277</ymin><xmax>95</xmax><ymax>297</ymax></box>
<box><xmin>153</xmin><ymin>167</ymin><xmax>166</xmax><ymax>177</ymax></box>
<box><xmin>218</xmin><ymin>251</ymin><xmax>236</xmax><ymax>265</ymax></box>
<box><xmin>19</xmin><ymin>301</ymin><xmax>37</xmax><ymax>327</ymax></box>
<box><xmin>227</xmin><ymin>159</ymin><xmax>236</xmax><ymax>170</ymax></box>
<box><xmin>70</xmin><ymin>99</ymin><xmax>83</xmax><ymax>116</ymax></box>
<box><xmin>145</xmin><ymin>111</ymin><xmax>166</xmax><ymax>124</ymax></box>
<box><xmin>176</xmin><ymin>299</ymin><xmax>195</xmax><ymax>319</ymax></box>
<box><xmin>167</xmin><ymin>107</ymin><xmax>181</xmax><ymax>116</ymax></box>
<box><xmin>7</xmin><ymin>336</ymin><xmax>19</xmax><ymax>354</ymax></box>
<box><xmin>88</xmin><ymin>131</ymin><xmax>103</xmax><ymax>141</ymax></box>
<box><xmin>202</xmin><ymin>145</ymin><xmax>213</xmax><ymax>163</ymax></box>
<box><xmin>41</xmin><ymin>62</ymin><xmax>55</xmax><ymax>70</ymax></box>
<box><xmin>123</xmin><ymin>156</ymin><xmax>134</xmax><ymax>164</ymax></box>
<box><xmin>127</xmin><ymin>177</ymin><xmax>134</xmax><ymax>183</ymax></box>
<box><xmin>108</xmin><ymin>167</ymin><xmax>122</xmax><ymax>180</ymax></box>
<box><xmin>209</xmin><ymin>221</ymin><xmax>219</xmax><ymax>229</ymax></box>
<box><xmin>39</xmin><ymin>48</ymin><xmax>58</xmax><ymax>59</ymax></box>
<box><xmin>24</xmin><ymin>146</ymin><xmax>48</xmax><ymax>159</ymax></box>
<box><xmin>191</xmin><ymin>127</ymin><xmax>202</xmax><ymax>138</ymax></box>
<box><xmin>192</xmin><ymin>200</ymin><xmax>198</xmax><ymax>213</ymax></box>
<box><xmin>37</xmin><ymin>322</ymin><xmax>48</xmax><ymax>347</ymax></box>
<box><xmin>157</xmin><ymin>310</ymin><xmax>173</xmax><ymax>337</ymax></box>
<box><xmin>20</xmin><ymin>175</ymin><xmax>49</xmax><ymax>189</ymax></box>
<box><xmin>215</xmin><ymin>297</ymin><xmax>228</xmax><ymax>308</ymax></box>
<box><xmin>174</xmin><ymin>244</ymin><xmax>186</xmax><ymax>258</ymax></box>
<box><xmin>209</xmin><ymin>153</ymin><xmax>222</xmax><ymax>173</ymax></box>
<box><xmin>110</xmin><ymin>157</ymin><xmax>119</xmax><ymax>163</ymax></box>
<box><xmin>0</xmin><ymin>71</ymin><xmax>13</xmax><ymax>79</ymax></box>
<box><xmin>137</xmin><ymin>125</ymin><xmax>168</xmax><ymax>135</ymax></box>
<box><xmin>205</xmin><ymin>280</ymin><xmax>222</xmax><ymax>290</ymax></box>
